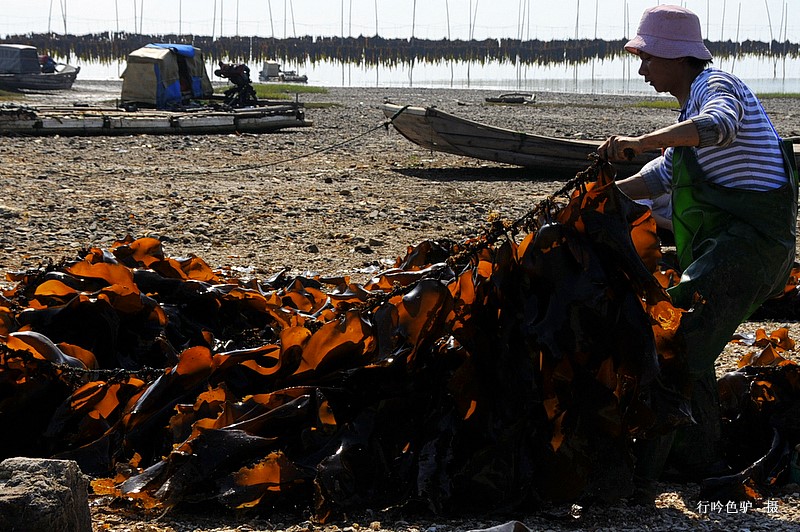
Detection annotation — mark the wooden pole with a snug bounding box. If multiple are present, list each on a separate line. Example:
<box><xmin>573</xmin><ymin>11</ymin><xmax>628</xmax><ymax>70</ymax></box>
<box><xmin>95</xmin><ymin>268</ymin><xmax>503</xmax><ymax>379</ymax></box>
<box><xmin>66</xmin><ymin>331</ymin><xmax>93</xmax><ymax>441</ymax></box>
<box><xmin>267</xmin><ymin>0</ymin><xmax>274</xmax><ymax>38</ymax></box>
<box><xmin>523</xmin><ymin>0</ymin><xmax>528</xmax><ymax>39</ymax></box>
<box><xmin>764</xmin><ymin>0</ymin><xmax>774</xmax><ymax>44</ymax></box>
<box><xmin>624</xmin><ymin>1</ymin><xmax>629</xmax><ymax>81</ymax></box>
<box><xmin>527</xmin><ymin>0</ymin><xmax>531</xmax><ymax>41</ymax></box>
<box><xmin>61</xmin><ymin>0</ymin><xmax>67</xmax><ymax>34</ymax></box>
<box><xmin>412</xmin><ymin>0</ymin><xmax>417</xmax><ymax>39</ymax></box>
<box><xmin>446</xmin><ymin>0</ymin><xmax>451</xmax><ymax>40</ymax></box>
<box><xmin>720</xmin><ymin>0</ymin><xmax>726</xmax><ymax>41</ymax></box>
<box><xmin>781</xmin><ymin>1</ymin><xmax>787</xmax><ymax>42</ymax></box>
<box><xmin>731</xmin><ymin>2</ymin><xmax>741</xmax><ymax>73</ymax></box>
<box><xmin>471</xmin><ymin>0</ymin><xmax>479</xmax><ymax>40</ymax></box>
<box><xmin>782</xmin><ymin>1</ymin><xmax>788</xmax><ymax>79</ymax></box>
<box><xmin>290</xmin><ymin>0</ymin><xmax>296</xmax><ymax>37</ymax></box>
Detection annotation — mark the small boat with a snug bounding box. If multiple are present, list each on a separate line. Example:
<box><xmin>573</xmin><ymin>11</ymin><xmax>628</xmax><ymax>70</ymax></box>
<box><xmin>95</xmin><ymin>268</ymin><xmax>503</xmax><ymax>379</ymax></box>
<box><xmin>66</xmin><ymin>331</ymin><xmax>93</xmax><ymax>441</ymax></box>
<box><xmin>258</xmin><ymin>61</ymin><xmax>308</xmax><ymax>83</ymax></box>
<box><xmin>279</xmin><ymin>70</ymin><xmax>309</xmax><ymax>83</ymax></box>
<box><xmin>0</xmin><ymin>44</ymin><xmax>80</xmax><ymax>91</ymax></box>
<box><xmin>383</xmin><ymin>103</ymin><xmax>800</xmax><ymax>177</ymax></box>
<box><xmin>485</xmin><ymin>92</ymin><xmax>535</xmax><ymax>104</ymax></box>
<box><xmin>381</xmin><ymin>102</ymin><xmax>656</xmax><ymax>177</ymax></box>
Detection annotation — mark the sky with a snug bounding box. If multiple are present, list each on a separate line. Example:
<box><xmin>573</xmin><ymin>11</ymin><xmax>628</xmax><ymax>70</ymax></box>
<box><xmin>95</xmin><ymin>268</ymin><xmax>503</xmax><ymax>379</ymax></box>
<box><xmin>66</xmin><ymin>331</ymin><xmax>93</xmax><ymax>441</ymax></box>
<box><xmin>1</xmin><ymin>0</ymin><xmax>797</xmax><ymax>43</ymax></box>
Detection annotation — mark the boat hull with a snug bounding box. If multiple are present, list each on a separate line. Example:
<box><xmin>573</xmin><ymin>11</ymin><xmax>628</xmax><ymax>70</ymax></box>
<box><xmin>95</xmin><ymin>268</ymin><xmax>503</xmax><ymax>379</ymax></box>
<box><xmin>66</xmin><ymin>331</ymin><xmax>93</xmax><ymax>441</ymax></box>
<box><xmin>0</xmin><ymin>65</ymin><xmax>80</xmax><ymax>91</ymax></box>
<box><xmin>382</xmin><ymin>103</ymin><xmax>655</xmax><ymax>177</ymax></box>
<box><xmin>383</xmin><ymin>103</ymin><xmax>800</xmax><ymax>177</ymax></box>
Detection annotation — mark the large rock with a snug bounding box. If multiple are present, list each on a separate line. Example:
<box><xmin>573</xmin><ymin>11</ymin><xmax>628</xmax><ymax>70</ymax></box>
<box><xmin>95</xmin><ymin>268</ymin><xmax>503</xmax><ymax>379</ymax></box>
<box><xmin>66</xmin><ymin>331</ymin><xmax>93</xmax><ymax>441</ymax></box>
<box><xmin>0</xmin><ymin>457</ymin><xmax>91</xmax><ymax>532</ymax></box>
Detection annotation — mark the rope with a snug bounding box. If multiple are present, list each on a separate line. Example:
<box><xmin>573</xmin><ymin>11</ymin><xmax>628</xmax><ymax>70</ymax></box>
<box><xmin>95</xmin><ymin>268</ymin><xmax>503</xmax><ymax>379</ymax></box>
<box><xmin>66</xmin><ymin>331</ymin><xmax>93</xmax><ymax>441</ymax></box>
<box><xmin>170</xmin><ymin>109</ymin><xmax>406</xmax><ymax>177</ymax></box>
<box><xmin>444</xmin><ymin>155</ymin><xmax>604</xmax><ymax>267</ymax></box>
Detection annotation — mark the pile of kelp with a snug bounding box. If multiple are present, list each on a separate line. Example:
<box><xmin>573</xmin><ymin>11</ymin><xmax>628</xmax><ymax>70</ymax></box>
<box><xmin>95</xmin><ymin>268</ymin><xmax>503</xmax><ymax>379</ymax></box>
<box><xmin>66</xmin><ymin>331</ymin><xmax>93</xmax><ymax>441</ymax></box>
<box><xmin>1</xmin><ymin>160</ymin><xmax>798</xmax><ymax>520</ymax></box>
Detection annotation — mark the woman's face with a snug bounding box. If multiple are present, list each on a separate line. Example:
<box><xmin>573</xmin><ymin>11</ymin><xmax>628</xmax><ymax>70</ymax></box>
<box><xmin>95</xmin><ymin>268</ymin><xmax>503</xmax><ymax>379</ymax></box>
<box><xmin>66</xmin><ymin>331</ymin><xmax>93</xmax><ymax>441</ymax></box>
<box><xmin>637</xmin><ymin>52</ymin><xmax>682</xmax><ymax>94</ymax></box>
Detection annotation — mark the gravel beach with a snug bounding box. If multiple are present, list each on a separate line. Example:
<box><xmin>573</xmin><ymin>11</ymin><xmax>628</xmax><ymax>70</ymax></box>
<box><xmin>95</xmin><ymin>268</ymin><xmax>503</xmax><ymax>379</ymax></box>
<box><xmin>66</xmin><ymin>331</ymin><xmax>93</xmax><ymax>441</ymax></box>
<box><xmin>2</xmin><ymin>81</ymin><xmax>800</xmax><ymax>531</ymax></box>
<box><xmin>2</xmin><ymin>81</ymin><xmax>798</xmax><ymax>287</ymax></box>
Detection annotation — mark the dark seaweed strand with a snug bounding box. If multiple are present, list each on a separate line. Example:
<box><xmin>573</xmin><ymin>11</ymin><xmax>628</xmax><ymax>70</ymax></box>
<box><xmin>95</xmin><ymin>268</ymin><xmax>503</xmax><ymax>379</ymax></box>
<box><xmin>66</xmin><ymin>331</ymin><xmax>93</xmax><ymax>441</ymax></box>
<box><xmin>0</xmin><ymin>344</ymin><xmax>164</xmax><ymax>390</ymax></box>
<box><xmin>444</xmin><ymin>155</ymin><xmax>604</xmax><ymax>268</ymax></box>
<box><xmin>346</xmin><ymin>157</ymin><xmax>605</xmax><ymax>315</ymax></box>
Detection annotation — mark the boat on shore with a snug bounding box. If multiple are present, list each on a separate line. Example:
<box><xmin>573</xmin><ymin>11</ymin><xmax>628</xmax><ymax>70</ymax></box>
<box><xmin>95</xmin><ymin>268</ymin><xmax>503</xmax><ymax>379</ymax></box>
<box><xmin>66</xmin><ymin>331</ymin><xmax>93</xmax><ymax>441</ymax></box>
<box><xmin>381</xmin><ymin>102</ymin><xmax>654</xmax><ymax>177</ymax></box>
<box><xmin>382</xmin><ymin>102</ymin><xmax>800</xmax><ymax>176</ymax></box>
<box><xmin>0</xmin><ymin>44</ymin><xmax>80</xmax><ymax>91</ymax></box>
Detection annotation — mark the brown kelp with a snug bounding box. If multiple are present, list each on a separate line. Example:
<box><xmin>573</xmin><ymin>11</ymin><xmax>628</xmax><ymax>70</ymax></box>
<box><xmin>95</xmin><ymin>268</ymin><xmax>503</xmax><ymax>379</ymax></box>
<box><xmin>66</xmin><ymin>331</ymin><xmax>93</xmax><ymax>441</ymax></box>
<box><xmin>1</xmin><ymin>159</ymin><xmax>797</xmax><ymax>520</ymax></box>
<box><xmin>707</xmin><ymin>330</ymin><xmax>800</xmax><ymax>502</ymax></box>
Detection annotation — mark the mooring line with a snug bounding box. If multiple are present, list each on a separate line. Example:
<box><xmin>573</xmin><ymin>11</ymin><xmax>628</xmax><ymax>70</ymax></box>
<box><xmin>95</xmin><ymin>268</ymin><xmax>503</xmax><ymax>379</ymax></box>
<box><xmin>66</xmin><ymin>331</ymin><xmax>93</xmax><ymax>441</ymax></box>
<box><xmin>170</xmin><ymin>107</ymin><xmax>409</xmax><ymax>177</ymax></box>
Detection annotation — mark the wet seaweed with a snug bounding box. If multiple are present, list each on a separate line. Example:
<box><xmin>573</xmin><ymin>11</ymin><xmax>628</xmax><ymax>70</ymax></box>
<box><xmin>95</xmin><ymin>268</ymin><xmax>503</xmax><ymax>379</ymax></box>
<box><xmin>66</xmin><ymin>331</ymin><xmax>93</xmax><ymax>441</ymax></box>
<box><xmin>1</xmin><ymin>160</ymin><xmax>798</xmax><ymax>521</ymax></box>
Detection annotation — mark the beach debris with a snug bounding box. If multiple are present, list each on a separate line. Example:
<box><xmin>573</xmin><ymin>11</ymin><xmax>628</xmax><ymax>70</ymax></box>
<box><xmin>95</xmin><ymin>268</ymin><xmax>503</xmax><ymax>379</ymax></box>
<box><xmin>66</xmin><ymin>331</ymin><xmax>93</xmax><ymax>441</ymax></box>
<box><xmin>484</xmin><ymin>92</ymin><xmax>535</xmax><ymax>105</ymax></box>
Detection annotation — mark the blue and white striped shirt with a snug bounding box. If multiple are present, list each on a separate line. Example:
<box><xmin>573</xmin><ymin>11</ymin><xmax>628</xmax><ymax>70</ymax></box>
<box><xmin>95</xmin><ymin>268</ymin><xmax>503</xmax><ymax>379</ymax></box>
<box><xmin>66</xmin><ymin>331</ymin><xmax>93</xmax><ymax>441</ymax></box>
<box><xmin>640</xmin><ymin>68</ymin><xmax>788</xmax><ymax>196</ymax></box>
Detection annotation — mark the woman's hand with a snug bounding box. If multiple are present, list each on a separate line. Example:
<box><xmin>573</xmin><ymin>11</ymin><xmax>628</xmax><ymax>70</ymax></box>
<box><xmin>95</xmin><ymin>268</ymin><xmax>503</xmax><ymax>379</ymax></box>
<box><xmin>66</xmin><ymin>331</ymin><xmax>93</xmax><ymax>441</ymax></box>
<box><xmin>598</xmin><ymin>120</ymin><xmax>701</xmax><ymax>162</ymax></box>
<box><xmin>597</xmin><ymin>135</ymin><xmax>644</xmax><ymax>162</ymax></box>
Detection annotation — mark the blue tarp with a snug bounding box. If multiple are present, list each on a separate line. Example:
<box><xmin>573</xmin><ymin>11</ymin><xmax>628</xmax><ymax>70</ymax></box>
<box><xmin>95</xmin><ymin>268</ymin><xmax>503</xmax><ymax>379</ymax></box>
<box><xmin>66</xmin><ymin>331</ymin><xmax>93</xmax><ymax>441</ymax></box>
<box><xmin>147</xmin><ymin>43</ymin><xmax>196</xmax><ymax>58</ymax></box>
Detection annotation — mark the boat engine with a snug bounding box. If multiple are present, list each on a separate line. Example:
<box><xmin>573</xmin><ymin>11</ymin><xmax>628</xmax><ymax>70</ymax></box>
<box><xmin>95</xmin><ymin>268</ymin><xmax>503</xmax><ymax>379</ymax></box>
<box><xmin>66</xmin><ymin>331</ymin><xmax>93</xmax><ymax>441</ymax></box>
<box><xmin>214</xmin><ymin>62</ymin><xmax>258</xmax><ymax>108</ymax></box>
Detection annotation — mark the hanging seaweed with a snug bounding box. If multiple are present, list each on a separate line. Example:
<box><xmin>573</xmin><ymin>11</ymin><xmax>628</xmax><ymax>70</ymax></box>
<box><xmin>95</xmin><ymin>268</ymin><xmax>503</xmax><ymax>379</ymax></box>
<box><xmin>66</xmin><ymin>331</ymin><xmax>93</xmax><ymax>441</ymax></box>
<box><xmin>1</xmin><ymin>32</ymin><xmax>796</xmax><ymax>73</ymax></box>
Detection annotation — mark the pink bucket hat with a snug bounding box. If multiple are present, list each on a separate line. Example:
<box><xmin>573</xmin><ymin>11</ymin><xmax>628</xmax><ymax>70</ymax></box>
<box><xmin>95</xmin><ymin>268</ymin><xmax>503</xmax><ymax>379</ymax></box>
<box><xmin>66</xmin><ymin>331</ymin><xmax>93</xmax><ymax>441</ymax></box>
<box><xmin>624</xmin><ymin>5</ymin><xmax>713</xmax><ymax>60</ymax></box>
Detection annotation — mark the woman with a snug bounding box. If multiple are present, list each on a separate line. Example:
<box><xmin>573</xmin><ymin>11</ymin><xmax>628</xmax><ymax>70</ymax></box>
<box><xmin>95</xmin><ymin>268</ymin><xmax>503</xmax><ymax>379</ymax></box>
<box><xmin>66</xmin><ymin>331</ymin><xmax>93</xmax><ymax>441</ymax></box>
<box><xmin>599</xmin><ymin>5</ymin><xmax>798</xmax><ymax>481</ymax></box>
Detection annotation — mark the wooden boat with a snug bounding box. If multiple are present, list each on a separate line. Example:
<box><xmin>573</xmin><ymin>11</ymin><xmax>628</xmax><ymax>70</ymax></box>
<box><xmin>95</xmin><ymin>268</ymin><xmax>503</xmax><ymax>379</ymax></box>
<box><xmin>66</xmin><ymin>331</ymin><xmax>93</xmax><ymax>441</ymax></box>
<box><xmin>0</xmin><ymin>102</ymin><xmax>312</xmax><ymax>136</ymax></box>
<box><xmin>381</xmin><ymin>102</ymin><xmax>655</xmax><ymax>177</ymax></box>
<box><xmin>383</xmin><ymin>103</ymin><xmax>800</xmax><ymax>177</ymax></box>
<box><xmin>0</xmin><ymin>63</ymin><xmax>79</xmax><ymax>91</ymax></box>
<box><xmin>0</xmin><ymin>44</ymin><xmax>80</xmax><ymax>91</ymax></box>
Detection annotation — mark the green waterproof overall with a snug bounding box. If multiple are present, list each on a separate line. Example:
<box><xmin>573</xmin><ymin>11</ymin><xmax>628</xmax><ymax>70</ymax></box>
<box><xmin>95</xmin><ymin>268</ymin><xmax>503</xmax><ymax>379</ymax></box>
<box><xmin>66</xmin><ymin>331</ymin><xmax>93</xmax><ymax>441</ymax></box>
<box><xmin>636</xmin><ymin>142</ymin><xmax>798</xmax><ymax>480</ymax></box>
<box><xmin>669</xmin><ymin>142</ymin><xmax>798</xmax><ymax>376</ymax></box>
